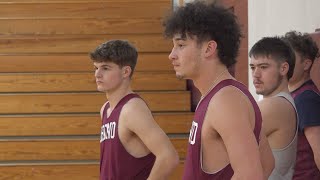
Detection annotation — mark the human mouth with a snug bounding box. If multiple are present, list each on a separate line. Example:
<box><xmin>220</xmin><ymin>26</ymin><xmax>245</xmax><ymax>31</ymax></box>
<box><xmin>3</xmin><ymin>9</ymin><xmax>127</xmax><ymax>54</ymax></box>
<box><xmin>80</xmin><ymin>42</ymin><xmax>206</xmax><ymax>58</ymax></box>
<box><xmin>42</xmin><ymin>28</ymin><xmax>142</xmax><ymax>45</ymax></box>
<box><xmin>253</xmin><ymin>81</ymin><xmax>263</xmax><ymax>87</ymax></box>
<box><xmin>96</xmin><ymin>80</ymin><xmax>103</xmax><ymax>84</ymax></box>
<box><xmin>172</xmin><ymin>62</ymin><xmax>180</xmax><ymax>68</ymax></box>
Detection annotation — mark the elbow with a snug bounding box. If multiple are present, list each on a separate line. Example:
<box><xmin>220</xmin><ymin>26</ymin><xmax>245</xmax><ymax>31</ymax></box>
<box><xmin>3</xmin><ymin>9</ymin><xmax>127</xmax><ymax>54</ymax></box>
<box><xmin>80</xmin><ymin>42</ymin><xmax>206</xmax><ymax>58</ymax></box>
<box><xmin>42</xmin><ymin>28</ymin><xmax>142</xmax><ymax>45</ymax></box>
<box><xmin>156</xmin><ymin>149</ymin><xmax>179</xmax><ymax>170</ymax></box>
<box><xmin>168</xmin><ymin>151</ymin><xmax>179</xmax><ymax>169</ymax></box>
<box><xmin>167</xmin><ymin>150</ymin><xmax>180</xmax><ymax>170</ymax></box>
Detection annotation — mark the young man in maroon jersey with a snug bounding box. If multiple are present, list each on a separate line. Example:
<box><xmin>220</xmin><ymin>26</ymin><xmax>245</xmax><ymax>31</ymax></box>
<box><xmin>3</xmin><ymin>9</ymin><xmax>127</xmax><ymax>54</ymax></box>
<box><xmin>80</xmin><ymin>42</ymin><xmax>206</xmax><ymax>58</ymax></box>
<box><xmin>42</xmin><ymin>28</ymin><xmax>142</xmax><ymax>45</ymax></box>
<box><xmin>283</xmin><ymin>31</ymin><xmax>320</xmax><ymax>180</ymax></box>
<box><xmin>163</xmin><ymin>1</ymin><xmax>274</xmax><ymax>179</ymax></box>
<box><xmin>90</xmin><ymin>40</ymin><xmax>179</xmax><ymax>180</ymax></box>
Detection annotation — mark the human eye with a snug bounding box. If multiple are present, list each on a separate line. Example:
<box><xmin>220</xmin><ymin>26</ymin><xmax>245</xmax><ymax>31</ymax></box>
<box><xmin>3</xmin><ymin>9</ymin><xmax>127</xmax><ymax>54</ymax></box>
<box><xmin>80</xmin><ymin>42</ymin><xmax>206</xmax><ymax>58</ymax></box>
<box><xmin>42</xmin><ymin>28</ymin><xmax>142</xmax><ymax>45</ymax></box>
<box><xmin>178</xmin><ymin>44</ymin><xmax>185</xmax><ymax>48</ymax></box>
<box><xmin>260</xmin><ymin>66</ymin><xmax>267</xmax><ymax>69</ymax></box>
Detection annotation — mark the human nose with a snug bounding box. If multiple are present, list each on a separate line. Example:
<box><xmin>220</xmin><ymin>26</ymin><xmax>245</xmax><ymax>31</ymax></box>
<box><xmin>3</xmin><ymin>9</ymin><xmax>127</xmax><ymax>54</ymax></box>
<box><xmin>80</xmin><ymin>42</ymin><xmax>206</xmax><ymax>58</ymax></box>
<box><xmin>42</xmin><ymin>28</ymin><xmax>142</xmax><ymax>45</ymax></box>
<box><xmin>95</xmin><ymin>68</ymin><xmax>102</xmax><ymax>78</ymax></box>
<box><xmin>252</xmin><ymin>67</ymin><xmax>261</xmax><ymax>78</ymax></box>
<box><xmin>168</xmin><ymin>48</ymin><xmax>177</xmax><ymax>61</ymax></box>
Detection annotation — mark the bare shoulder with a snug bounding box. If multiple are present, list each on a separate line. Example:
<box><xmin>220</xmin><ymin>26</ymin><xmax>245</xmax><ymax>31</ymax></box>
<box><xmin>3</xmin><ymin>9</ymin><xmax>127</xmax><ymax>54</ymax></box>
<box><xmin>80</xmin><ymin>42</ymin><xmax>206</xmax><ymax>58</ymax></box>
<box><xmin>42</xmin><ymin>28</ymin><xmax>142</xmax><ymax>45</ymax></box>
<box><xmin>120</xmin><ymin>97</ymin><xmax>154</xmax><ymax>127</ymax></box>
<box><xmin>210</xmin><ymin>85</ymin><xmax>251</xmax><ymax>112</ymax></box>
<box><xmin>119</xmin><ymin>96</ymin><xmax>168</xmax><ymax>147</ymax></box>
<box><xmin>122</xmin><ymin>97</ymin><xmax>150</xmax><ymax>112</ymax></box>
<box><xmin>258</xmin><ymin>96</ymin><xmax>293</xmax><ymax>117</ymax></box>
<box><xmin>206</xmin><ymin>85</ymin><xmax>253</xmax><ymax>128</ymax></box>
<box><xmin>100</xmin><ymin>102</ymin><xmax>109</xmax><ymax>119</ymax></box>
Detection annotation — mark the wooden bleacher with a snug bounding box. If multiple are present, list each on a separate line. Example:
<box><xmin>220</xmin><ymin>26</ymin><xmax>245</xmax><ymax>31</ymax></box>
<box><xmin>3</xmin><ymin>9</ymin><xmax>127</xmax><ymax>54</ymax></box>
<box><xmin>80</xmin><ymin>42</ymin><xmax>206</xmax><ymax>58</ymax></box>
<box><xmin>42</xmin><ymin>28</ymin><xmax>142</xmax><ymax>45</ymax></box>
<box><xmin>0</xmin><ymin>0</ymin><xmax>192</xmax><ymax>179</ymax></box>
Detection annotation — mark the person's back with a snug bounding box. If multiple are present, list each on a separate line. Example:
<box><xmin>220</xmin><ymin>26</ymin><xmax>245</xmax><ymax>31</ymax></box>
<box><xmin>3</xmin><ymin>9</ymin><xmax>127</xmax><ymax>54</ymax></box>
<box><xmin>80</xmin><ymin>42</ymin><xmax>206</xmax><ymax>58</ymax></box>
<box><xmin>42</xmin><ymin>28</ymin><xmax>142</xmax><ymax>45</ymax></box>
<box><xmin>249</xmin><ymin>37</ymin><xmax>298</xmax><ymax>180</ymax></box>
<box><xmin>90</xmin><ymin>40</ymin><xmax>179</xmax><ymax>180</ymax></box>
<box><xmin>163</xmin><ymin>1</ymin><xmax>274</xmax><ymax>179</ymax></box>
<box><xmin>283</xmin><ymin>31</ymin><xmax>320</xmax><ymax>180</ymax></box>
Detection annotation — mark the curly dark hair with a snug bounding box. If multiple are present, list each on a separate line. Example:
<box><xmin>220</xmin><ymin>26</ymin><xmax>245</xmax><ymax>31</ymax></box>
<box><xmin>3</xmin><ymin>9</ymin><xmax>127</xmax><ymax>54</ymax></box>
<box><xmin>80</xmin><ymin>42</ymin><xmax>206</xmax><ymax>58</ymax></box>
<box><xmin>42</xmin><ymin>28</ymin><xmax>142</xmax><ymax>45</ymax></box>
<box><xmin>90</xmin><ymin>40</ymin><xmax>138</xmax><ymax>77</ymax></box>
<box><xmin>163</xmin><ymin>1</ymin><xmax>242</xmax><ymax>68</ymax></box>
<box><xmin>282</xmin><ymin>31</ymin><xmax>320</xmax><ymax>64</ymax></box>
<box><xmin>249</xmin><ymin>37</ymin><xmax>296</xmax><ymax>80</ymax></box>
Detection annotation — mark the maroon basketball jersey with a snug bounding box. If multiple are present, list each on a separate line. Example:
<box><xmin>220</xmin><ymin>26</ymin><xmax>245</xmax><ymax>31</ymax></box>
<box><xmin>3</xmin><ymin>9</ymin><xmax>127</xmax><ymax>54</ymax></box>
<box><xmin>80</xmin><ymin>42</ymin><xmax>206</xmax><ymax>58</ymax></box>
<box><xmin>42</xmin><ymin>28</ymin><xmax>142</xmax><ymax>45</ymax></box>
<box><xmin>291</xmin><ymin>81</ymin><xmax>320</xmax><ymax>180</ymax></box>
<box><xmin>183</xmin><ymin>79</ymin><xmax>262</xmax><ymax>180</ymax></box>
<box><xmin>100</xmin><ymin>93</ymin><xmax>155</xmax><ymax>180</ymax></box>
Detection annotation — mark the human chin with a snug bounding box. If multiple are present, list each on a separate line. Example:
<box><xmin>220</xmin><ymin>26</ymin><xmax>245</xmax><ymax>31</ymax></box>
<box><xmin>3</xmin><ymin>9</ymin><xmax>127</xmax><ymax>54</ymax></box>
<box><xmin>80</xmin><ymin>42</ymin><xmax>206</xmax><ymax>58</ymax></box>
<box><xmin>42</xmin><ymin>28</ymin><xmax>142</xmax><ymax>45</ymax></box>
<box><xmin>175</xmin><ymin>72</ymin><xmax>185</xmax><ymax>80</ymax></box>
<box><xmin>97</xmin><ymin>85</ymin><xmax>107</xmax><ymax>92</ymax></box>
<box><xmin>255</xmin><ymin>88</ymin><xmax>265</xmax><ymax>95</ymax></box>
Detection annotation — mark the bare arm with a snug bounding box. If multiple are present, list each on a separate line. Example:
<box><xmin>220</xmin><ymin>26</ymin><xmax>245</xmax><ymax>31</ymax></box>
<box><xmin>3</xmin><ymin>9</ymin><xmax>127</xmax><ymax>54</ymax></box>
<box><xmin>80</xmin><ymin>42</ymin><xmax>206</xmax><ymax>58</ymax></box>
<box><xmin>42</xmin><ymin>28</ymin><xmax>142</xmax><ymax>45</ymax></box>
<box><xmin>304</xmin><ymin>126</ymin><xmax>320</xmax><ymax>170</ymax></box>
<box><xmin>123</xmin><ymin>98</ymin><xmax>179</xmax><ymax>180</ymax></box>
<box><xmin>209</xmin><ymin>87</ymin><xmax>264</xmax><ymax>180</ymax></box>
<box><xmin>259</xmin><ymin>129</ymin><xmax>275</xmax><ymax>180</ymax></box>
<box><xmin>258</xmin><ymin>98</ymin><xmax>279</xmax><ymax>138</ymax></box>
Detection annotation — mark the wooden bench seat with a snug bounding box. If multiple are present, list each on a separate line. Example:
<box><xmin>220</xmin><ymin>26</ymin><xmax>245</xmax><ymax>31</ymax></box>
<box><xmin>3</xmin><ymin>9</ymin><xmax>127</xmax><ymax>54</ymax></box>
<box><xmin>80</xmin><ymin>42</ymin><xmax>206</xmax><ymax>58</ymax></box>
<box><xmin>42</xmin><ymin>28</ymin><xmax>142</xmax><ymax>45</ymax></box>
<box><xmin>0</xmin><ymin>54</ymin><xmax>172</xmax><ymax>72</ymax></box>
<box><xmin>0</xmin><ymin>161</ymin><xmax>184</xmax><ymax>180</ymax></box>
<box><xmin>0</xmin><ymin>1</ymin><xmax>171</xmax><ymax>19</ymax></box>
<box><xmin>0</xmin><ymin>72</ymin><xmax>184</xmax><ymax>92</ymax></box>
<box><xmin>0</xmin><ymin>138</ymin><xmax>188</xmax><ymax>161</ymax></box>
<box><xmin>0</xmin><ymin>18</ymin><xmax>163</xmax><ymax>35</ymax></box>
<box><xmin>0</xmin><ymin>34</ymin><xmax>171</xmax><ymax>53</ymax></box>
<box><xmin>0</xmin><ymin>92</ymin><xmax>190</xmax><ymax>114</ymax></box>
<box><xmin>0</xmin><ymin>112</ymin><xmax>192</xmax><ymax>136</ymax></box>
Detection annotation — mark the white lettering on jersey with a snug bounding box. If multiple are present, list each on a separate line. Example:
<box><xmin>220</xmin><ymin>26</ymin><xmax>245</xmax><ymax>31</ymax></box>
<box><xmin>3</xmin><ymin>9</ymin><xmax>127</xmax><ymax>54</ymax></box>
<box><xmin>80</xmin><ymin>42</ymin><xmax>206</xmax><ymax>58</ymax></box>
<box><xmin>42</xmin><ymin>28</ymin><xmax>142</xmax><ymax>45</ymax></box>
<box><xmin>189</xmin><ymin>121</ymin><xmax>198</xmax><ymax>145</ymax></box>
<box><xmin>100</xmin><ymin>121</ymin><xmax>116</xmax><ymax>143</ymax></box>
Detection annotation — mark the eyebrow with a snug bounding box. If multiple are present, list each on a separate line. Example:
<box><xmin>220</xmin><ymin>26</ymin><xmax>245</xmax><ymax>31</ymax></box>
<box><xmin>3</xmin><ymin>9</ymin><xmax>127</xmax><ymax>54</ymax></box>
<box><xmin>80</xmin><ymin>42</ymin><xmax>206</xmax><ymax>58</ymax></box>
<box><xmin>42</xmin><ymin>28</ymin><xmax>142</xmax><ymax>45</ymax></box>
<box><xmin>173</xmin><ymin>36</ymin><xmax>187</xmax><ymax>41</ymax></box>
<box><xmin>249</xmin><ymin>63</ymin><xmax>270</xmax><ymax>67</ymax></box>
<box><xmin>94</xmin><ymin>64</ymin><xmax>112</xmax><ymax>68</ymax></box>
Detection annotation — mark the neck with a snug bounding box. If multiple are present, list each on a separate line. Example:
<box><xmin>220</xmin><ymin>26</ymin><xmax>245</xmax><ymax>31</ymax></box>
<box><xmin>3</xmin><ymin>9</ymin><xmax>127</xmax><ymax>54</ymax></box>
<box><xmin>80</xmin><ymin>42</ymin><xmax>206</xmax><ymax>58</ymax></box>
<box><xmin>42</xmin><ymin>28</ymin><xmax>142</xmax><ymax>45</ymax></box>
<box><xmin>193</xmin><ymin>64</ymin><xmax>231</xmax><ymax>97</ymax></box>
<box><xmin>106</xmin><ymin>82</ymin><xmax>133</xmax><ymax>110</ymax></box>
<box><xmin>264</xmin><ymin>80</ymin><xmax>290</xmax><ymax>98</ymax></box>
<box><xmin>288</xmin><ymin>74</ymin><xmax>310</xmax><ymax>92</ymax></box>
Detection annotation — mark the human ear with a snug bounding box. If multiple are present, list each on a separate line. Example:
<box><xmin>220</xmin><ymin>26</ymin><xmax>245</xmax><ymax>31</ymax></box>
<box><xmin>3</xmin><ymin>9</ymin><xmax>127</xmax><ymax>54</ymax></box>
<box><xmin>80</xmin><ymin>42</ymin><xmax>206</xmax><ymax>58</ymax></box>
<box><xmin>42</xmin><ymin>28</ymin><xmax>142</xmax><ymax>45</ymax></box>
<box><xmin>280</xmin><ymin>62</ymin><xmax>289</xmax><ymax>76</ymax></box>
<box><xmin>204</xmin><ymin>40</ymin><xmax>218</xmax><ymax>58</ymax></box>
<box><xmin>122</xmin><ymin>66</ymin><xmax>132</xmax><ymax>78</ymax></box>
<box><xmin>303</xmin><ymin>59</ymin><xmax>312</xmax><ymax>71</ymax></box>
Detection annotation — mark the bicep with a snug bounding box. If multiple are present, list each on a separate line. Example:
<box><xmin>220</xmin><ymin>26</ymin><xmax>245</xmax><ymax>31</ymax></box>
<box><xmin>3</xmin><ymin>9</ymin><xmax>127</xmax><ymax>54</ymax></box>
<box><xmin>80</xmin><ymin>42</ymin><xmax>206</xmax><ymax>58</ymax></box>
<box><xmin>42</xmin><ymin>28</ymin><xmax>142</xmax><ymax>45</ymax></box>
<box><xmin>258</xmin><ymin>99</ymin><xmax>278</xmax><ymax>137</ymax></box>
<box><xmin>304</xmin><ymin>126</ymin><xmax>320</xmax><ymax>157</ymax></box>
<box><xmin>216</xmin><ymin>116</ymin><xmax>260</xmax><ymax>169</ymax></box>
<box><xmin>123</xmin><ymin>100</ymin><xmax>175</xmax><ymax>156</ymax></box>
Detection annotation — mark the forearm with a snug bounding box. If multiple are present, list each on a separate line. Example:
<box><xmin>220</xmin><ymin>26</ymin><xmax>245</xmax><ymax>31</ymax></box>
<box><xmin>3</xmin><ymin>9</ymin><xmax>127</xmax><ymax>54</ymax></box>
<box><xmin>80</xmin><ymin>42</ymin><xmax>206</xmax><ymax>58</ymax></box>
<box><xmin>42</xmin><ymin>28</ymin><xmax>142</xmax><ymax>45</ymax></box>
<box><xmin>147</xmin><ymin>153</ymin><xmax>179</xmax><ymax>180</ymax></box>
